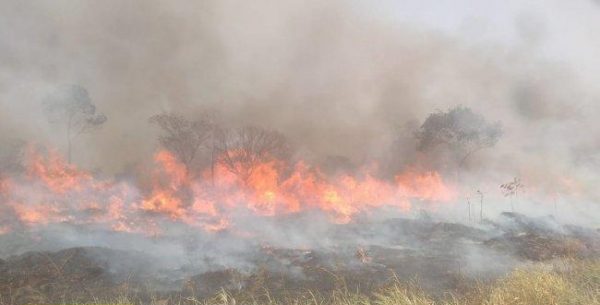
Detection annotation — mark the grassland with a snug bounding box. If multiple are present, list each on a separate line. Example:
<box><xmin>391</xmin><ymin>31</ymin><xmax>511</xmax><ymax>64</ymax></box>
<box><xmin>7</xmin><ymin>258</ymin><xmax>595</xmax><ymax>305</ymax></box>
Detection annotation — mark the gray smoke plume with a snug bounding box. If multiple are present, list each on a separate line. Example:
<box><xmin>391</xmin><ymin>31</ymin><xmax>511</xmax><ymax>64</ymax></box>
<box><xmin>0</xmin><ymin>0</ymin><xmax>597</xmax><ymax>177</ymax></box>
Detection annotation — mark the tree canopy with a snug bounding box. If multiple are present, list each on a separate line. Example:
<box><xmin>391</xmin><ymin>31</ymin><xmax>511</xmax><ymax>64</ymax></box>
<box><xmin>415</xmin><ymin>106</ymin><xmax>502</xmax><ymax>167</ymax></box>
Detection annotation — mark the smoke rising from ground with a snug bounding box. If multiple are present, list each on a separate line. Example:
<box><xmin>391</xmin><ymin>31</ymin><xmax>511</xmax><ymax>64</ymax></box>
<box><xmin>0</xmin><ymin>0</ymin><xmax>599</xmax><ymax>288</ymax></box>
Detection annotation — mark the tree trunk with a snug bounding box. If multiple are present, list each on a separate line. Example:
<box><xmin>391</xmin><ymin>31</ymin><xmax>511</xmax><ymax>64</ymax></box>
<box><xmin>467</xmin><ymin>199</ymin><xmax>471</xmax><ymax>222</ymax></box>
<box><xmin>479</xmin><ymin>193</ymin><xmax>483</xmax><ymax>222</ymax></box>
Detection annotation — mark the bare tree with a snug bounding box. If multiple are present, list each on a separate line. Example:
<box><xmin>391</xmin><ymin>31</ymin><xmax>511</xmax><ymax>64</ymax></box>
<box><xmin>216</xmin><ymin>126</ymin><xmax>291</xmax><ymax>183</ymax></box>
<box><xmin>477</xmin><ymin>189</ymin><xmax>484</xmax><ymax>222</ymax></box>
<box><xmin>149</xmin><ymin>112</ymin><xmax>214</xmax><ymax>173</ymax></box>
<box><xmin>466</xmin><ymin>194</ymin><xmax>472</xmax><ymax>222</ymax></box>
<box><xmin>415</xmin><ymin>106</ymin><xmax>502</xmax><ymax>168</ymax></box>
<box><xmin>43</xmin><ymin>85</ymin><xmax>107</xmax><ymax>163</ymax></box>
<box><xmin>500</xmin><ymin>177</ymin><xmax>524</xmax><ymax>212</ymax></box>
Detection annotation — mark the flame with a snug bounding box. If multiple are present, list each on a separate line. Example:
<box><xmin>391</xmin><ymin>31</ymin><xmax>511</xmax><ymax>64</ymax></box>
<box><xmin>0</xmin><ymin>147</ymin><xmax>458</xmax><ymax>235</ymax></box>
<box><xmin>26</xmin><ymin>147</ymin><xmax>92</xmax><ymax>193</ymax></box>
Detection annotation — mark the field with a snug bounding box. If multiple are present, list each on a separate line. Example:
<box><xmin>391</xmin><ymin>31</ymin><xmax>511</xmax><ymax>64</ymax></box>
<box><xmin>1</xmin><ymin>213</ymin><xmax>598</xmax><ymax>305</ymax></box>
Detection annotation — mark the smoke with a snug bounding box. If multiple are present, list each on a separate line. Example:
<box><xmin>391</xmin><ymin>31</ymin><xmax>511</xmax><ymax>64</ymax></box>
<box><xmin>0</xmin><ymin>0</ymin><xmax>595</xmax><ymax>173</ymax></box>
<box><xmin>0</xmin><ymin>0</ymin><xmax>599</xmax><ymax>292</ymax></box>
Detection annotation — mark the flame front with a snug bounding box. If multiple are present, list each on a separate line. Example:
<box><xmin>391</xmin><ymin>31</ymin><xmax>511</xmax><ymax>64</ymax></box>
<box><xmin>0</xmin><ymin>148</ymin><xmax>457</xmax><ymax>235</ymax></box>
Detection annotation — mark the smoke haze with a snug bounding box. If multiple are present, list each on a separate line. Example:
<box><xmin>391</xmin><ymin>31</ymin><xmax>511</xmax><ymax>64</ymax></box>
<box><xmin>0</xmin><ymin>0</ymin><xmax>596</xmax><ymax>181</ymax></box>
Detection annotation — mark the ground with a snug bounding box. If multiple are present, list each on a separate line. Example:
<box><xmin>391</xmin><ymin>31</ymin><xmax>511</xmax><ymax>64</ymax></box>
<box><xmin>0</xmin><ymin>212</ymin><xmax>598</xmax><ymax>305</ymax></box>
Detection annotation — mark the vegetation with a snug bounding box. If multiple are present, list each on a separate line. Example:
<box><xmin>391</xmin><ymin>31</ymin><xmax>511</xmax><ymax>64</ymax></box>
<box><xmin>4</xmin><ymin>259</ymin><xmax>595</xmax><ymax>305</ymax></box>
<box><xmin>500</xmin><ymin>177</ymin><xmax>524</xmax><ymax>212</ymax></box>
<box><xmin>215</xmin><ymin>125</ymin><xmax>292</xmax><ymax>183</ymax></box>
<box><xmin>42</xmin><ymin>84</ymin><xmax>107</xmax><ymax>164</ymax></box>
<box><xmin>149</xmin><ymin>112</ymin><xmax>215</xmax><ymax>173</ymax></box>
<box><xmin>415</xmin><ymin>106</ymin><xmax>502</xmax><ymax>169</ymax></box>
<box><xmin>148</xmin><ymin>111</ymin><xmax>291</xmax><ymax>183</ymax></box>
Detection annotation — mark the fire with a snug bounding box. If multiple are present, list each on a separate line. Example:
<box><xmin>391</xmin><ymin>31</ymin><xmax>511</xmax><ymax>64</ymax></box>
<box><xmin>0</xmin><ymin>147</ymin><xmax>458</xmax><ymax>235</ymax></box>
<box><xmin>9</xmin><ymin>202</ymin><xmax>65</xmax><ymax>225</ymax></box>
<box><xmin>26</xmin><ymin>146</ymin><xmax>91</xmax><ymax>193</ymax></box>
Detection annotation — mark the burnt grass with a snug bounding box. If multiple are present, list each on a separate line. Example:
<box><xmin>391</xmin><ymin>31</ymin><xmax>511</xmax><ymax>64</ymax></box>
<box><xmin>0</xmin><ymin>212</ymin><xmax>598</xmax><ymax>305</ymax></box>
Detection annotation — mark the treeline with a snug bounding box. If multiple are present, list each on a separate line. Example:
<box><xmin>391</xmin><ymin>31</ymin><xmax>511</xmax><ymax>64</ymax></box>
<box><xmin>1</xmin><ymin>84</ymin><xmax>504</xmax><ymax>183</ymax></box>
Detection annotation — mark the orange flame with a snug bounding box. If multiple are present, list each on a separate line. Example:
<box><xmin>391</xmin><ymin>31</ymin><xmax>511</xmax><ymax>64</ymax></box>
<box><xmin>26</xmin><ymin>147</ymin><xmax>91</xmax><ymax>193</ymax></box>
<box><xmin>1</xmin><ymin>147</ymin><xmax>458</xmax><ymax>235</ymax></box>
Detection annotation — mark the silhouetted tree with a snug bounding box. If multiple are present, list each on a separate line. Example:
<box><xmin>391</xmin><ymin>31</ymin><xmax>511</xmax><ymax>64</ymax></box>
<box><xmin>149</xmin><ymin>112</ymin><xmax>215</xmax><ymax>173</ymax></box>
<box><xmin>500</xmin><ymin>177</ymin><xmax>524</xmax><ymax>212</ymax></box>
<box><xmin>415</xmin><ymin>106</ymin><xmax>502</xmax><ymax>168</ymax></box>
<box><xmin>43</xmin><ymin>85</ymin><xmax>107</xmax><ymax>163</ymax></box>
<box><xmin>216</xmin><ymin>126</ymin><xmax>291</xmax><ymax>183</ymax></box>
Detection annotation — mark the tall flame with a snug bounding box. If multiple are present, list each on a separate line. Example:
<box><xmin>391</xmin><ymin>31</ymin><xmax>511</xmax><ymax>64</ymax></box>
<box><xmin>0</xmin><ymin>147</ymin><xmax>457</xmax><ymax>235</ymax></box>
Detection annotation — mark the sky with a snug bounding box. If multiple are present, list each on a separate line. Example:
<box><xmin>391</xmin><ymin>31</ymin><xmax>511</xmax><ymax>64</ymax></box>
<box><xmin>362</xmin><ymin>0</ymin><xmax>600</xmax><ymax>83</ymax></box>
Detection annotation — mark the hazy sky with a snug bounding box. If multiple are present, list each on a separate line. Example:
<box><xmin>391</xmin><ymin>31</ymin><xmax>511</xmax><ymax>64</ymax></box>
<box><xmin>357</xmin><ymin>0</ymin><xmax>600</xmax><ymax>81</ymax></box>
<box><xmin>0</xmin><ymin>0</ymin><xmax>598</xmax><ymax>179</ymax></box>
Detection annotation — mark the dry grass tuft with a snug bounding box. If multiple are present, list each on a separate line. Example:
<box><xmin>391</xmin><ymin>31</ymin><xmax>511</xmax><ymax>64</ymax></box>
<box><xmin>484</xmin><ymin>269</ymin><xmax>579</xmax><ymax>305</ymax></box>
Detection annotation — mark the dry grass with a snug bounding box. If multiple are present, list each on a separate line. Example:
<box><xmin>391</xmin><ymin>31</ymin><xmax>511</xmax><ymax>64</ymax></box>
<box><xmin>1</xmin><ymin>259</ymin><xmax>598</xmax><ymax>305</ymax></box>
<box><xmin>188</xmin><ymin>259</ymin><xmax>599</xmax><ymax>305</ymax></box>
<box><xmin>484</xmin><ymin>269</ymin><xmax>581</xmax><ymax>305</ymax></box>
<box><xmin>454</xmin><ymin>259</ymin><xmax>600</xmax><ymax>305</ymax></box>
<box><xmin>372</xmin><ymin>283</ymin><xmax>434</xmax><ymax>305</ymax></box>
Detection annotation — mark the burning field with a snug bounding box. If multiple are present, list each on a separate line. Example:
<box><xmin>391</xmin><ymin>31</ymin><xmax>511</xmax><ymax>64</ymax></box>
<box><xmin>0</xmin><ymin>145</ymin><xmax>457</xmax><ymax>234</ymax></box>
<box><xmin>1</xmin><ymin>1</ymin><xmax>600</xmax><ymax>304</ymax></box>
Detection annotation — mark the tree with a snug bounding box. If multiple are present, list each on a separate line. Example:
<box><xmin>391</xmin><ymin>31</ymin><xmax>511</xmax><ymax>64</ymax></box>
<box><xmin>216</xmin><ymin>126</ymin><xmax>291</xmax><ymax>183</ymax></box>
<box><xmin>415</xmin><ymin>106</ymin><xmax>502</xmax><ymax>168</ymax></box>
<box><xmin>149</xmin><ymin>112</ymin><xmax>214</xmax><ymax>173</ymax></box>
<box><xmin>500</xmin><ymin>177</ymin><xmax>524</xmax><ymax>212</ymax></box>
<box><xmin>477</xmin><ymin>189</ymin><xmax>484</xmax><ymax>222</ymax></box>
<box><xmin>43</xmin><ymin>85</ymin><xmax>107</xmax><ymax>163</ymax></box>
<box><xmin>466</xmin><ymin>194</ymin><xmax>472</xmax><ymax>222</ymax></box>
